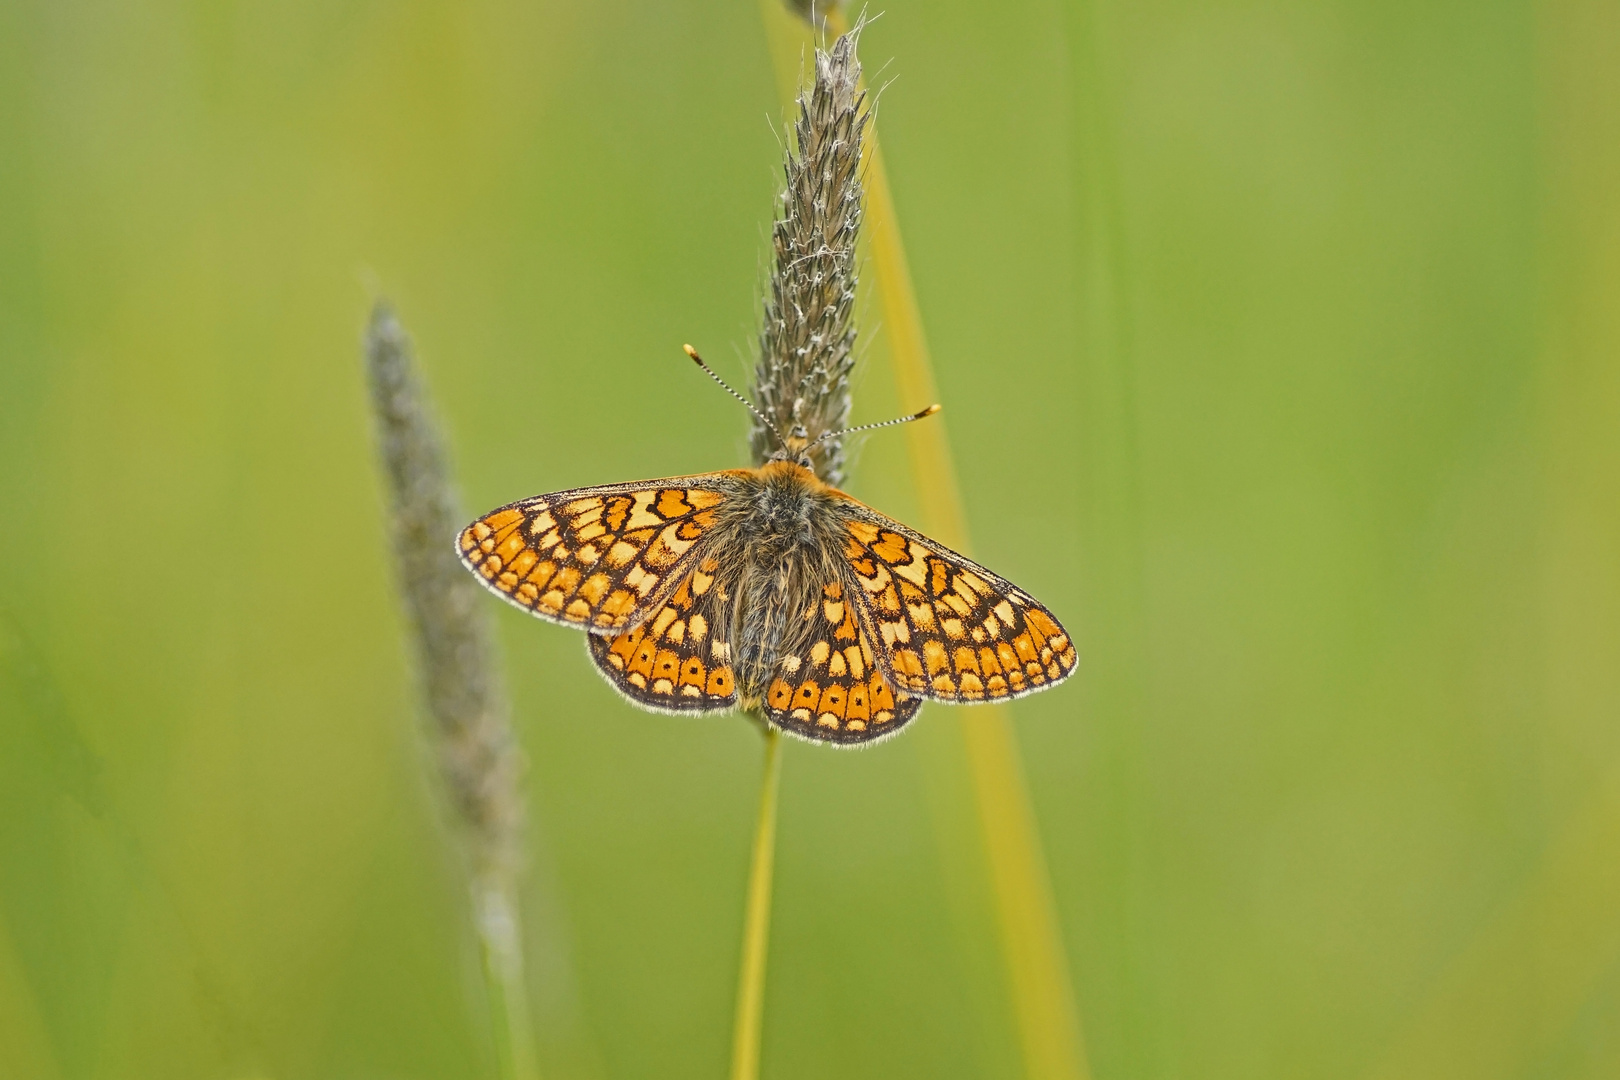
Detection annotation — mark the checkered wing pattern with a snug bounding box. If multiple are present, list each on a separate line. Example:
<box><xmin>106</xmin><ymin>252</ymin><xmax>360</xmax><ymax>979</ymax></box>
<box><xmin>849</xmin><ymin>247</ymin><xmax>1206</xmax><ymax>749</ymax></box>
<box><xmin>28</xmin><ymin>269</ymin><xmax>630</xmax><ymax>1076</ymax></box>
<box><xmin>836</xmin><ymin>505</ymin><xmax>1078</xmax><ymax>702</ymax></box>
<box><xmin>586</xmin><ymin>555</ymin><xmax>738</xmax><ymax>713</ymax></box>
<box><xmin>759</xmin><ymin>577</ymin><xmax>921</xmax><ymax>744</ymax></box>
<box><xmin>456</xmin><ymin>476</ymin><xmax>739</xmax><ymax>635</ymax></box>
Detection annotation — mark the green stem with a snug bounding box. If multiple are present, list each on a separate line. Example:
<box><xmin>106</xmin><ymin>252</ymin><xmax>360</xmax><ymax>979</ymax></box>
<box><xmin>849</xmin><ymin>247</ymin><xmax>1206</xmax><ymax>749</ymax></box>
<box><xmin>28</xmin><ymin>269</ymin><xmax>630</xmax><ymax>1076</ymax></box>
<box><xmin>729</xmin><ymin>725</ymin><xmax>784</xmax><ymax>1080</ymax></box>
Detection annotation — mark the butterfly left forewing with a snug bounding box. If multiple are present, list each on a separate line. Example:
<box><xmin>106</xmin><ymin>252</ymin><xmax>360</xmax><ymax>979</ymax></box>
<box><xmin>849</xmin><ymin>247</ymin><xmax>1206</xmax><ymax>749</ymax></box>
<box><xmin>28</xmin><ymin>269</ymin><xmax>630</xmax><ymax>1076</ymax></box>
<box><xmin>757</xmin><ymin>577</ymin><xmax>921</xmax><ymax>744</ymax></box>
<box><xmin>835</xmin><ymin>503</ymin><xmax>1078</xmax><ymax>703</ymax></box>
<box><xmin>457</xmin><ymin>475</ymin><xmax>740</xmax><ymax>634</ymax></box>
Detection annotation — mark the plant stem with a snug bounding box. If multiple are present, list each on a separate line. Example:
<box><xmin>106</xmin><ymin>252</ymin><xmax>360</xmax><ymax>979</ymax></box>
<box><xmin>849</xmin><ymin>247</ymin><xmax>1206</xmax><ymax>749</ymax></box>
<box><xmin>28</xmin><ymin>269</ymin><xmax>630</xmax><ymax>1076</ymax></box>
<box><xmin>475</xmin><ymin>879</ymin><xmax>541</xmax><ymax>1080</ymax></box>
<box><xmin>729</xmin><ymin>725</ymin><xmax>783</xmax><ymax>1080</ymax></box>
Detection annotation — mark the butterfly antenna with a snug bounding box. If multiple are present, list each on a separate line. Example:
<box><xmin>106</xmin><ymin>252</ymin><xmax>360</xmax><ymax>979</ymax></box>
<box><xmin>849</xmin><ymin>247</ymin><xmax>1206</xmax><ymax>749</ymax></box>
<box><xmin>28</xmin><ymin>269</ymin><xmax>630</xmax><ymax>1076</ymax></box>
<box><xmin>683</xmin><ymin>344</ymin><xmax>787</xmax><ymax>448</ymax></box>
<box><xmin>803</xmin><ymin>403</ymin><xmax>942</xmax><ymax>453</ymax></box>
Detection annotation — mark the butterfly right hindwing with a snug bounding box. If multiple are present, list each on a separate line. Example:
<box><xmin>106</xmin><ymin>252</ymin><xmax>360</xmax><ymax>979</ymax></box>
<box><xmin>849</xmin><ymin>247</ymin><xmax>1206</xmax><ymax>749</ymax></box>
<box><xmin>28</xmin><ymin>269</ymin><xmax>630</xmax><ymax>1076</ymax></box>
<box><xmin>757</xmin><ymin>577</ymin><xmax>921</xmax><ymax>744</ymax></box>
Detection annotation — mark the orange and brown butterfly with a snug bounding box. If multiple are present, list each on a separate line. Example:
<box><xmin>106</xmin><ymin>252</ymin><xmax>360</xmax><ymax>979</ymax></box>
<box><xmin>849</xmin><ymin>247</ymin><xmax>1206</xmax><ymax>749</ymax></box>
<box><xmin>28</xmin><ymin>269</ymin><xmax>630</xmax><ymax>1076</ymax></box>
<box><xmin>455</xmin><ymin>347</ymin><xmax>1077</xmax><ymax>746</ymax></box>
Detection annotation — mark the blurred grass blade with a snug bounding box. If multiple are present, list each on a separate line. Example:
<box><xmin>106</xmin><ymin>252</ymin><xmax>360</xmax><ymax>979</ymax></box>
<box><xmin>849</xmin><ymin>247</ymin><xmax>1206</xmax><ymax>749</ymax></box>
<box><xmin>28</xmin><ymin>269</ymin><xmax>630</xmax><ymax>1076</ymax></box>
<box><xmin>364</xmin><ymin>301</ymin><xmax>539</xmax><ymax>1080</ymax></box>
<box><xmin>766</xmin><ymin>6</ymin><xmax>1092</xmax><ymax>1078</ymax></box>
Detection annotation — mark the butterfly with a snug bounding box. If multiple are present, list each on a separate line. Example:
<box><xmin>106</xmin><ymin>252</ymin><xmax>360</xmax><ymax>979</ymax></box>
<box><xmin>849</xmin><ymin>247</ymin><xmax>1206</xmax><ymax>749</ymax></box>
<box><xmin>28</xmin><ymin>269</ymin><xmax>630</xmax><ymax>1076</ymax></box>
<box><xmin>456</xmin><ymin>348</ymin><xmax>1077</xmax><ymax>745</ymax></box>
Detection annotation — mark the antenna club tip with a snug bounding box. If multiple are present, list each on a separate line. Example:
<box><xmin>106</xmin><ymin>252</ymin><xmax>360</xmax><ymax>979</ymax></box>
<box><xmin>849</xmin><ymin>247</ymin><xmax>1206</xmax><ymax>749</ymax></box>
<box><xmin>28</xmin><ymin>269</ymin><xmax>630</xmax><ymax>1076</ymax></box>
<box><xmin>921</xmin><ymin>403</ymin><xmax>942</xmax><ymax>417</ymax></box>
<box><xmin>683</xmin><ymin>344</ymin><xmax>700</xmax><ymax>360</ymax></box>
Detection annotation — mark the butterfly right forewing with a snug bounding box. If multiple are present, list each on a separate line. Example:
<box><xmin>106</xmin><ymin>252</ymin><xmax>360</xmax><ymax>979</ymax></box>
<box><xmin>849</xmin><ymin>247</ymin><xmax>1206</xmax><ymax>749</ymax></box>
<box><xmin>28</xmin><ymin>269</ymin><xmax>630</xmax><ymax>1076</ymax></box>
<box><xmin>834</xmin><ymin>501</ymin><xmax>1078</xmax><ymax>703</ymax></box>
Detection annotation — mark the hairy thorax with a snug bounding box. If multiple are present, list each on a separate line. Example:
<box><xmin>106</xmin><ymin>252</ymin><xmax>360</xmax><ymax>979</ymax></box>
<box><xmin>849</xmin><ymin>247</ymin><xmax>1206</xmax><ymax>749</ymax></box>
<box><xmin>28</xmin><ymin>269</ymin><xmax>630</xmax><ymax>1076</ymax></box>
<box><xmin>709</xmin><ymin>461</ymin><xmax>856</xmax><ymax>703</ymax></box>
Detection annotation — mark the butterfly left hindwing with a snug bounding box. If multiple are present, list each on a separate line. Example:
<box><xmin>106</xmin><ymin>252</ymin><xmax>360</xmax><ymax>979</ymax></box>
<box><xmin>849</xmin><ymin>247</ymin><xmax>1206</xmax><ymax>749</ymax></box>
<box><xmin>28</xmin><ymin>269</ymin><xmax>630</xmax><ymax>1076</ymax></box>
<box><xmin>586</xmin><ymin>554</ymin><xmax>739</xmax><ymax>714</ymax></box>
<box><xmin>834</xmin><ymin>503</ymin><xmax>1078</xmax><ymax>703</ymax></box>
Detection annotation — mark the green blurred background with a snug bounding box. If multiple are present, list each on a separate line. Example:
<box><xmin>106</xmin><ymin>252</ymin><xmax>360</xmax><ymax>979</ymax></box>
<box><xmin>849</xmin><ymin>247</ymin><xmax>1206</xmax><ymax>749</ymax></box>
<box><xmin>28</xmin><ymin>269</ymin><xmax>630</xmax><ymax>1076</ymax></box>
<box><xmin>3</xmin><ymin>1</ymin><xmax>1618</xmax><ymax>1077</ymax></box>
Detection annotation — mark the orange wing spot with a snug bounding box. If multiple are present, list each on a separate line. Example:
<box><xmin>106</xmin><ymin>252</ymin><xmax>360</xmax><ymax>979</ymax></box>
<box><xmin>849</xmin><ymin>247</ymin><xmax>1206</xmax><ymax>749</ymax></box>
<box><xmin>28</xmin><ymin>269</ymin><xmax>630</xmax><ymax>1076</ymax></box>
<box><xmin>516</xmin><ymin>582</ymin><xmax>539</xmax><ymax>604</ymax></box>
<box><xmin>561</xmin><ymin>496</ymin><xmax>600</xmax><ymax>518</ymax></box>
<box><xmin>845</xmin><ymin>683</ymin><xmax>870</xmax><ymax>721</ymax></box>
<box><xmin>496</xmin><ymin>571</ymin><xmax>519</xmax><ymax>592</ymax></box>
<box><xmin>996</xmin><ymin>642</ymin><xmax>1020</xmax><ymax>672</ymax></box>
<box><xmin>679</xmin><ymin>657</ymin><xmax>707</xmax><ymax>688</ymax></box>
<box><xmin>609</xmin><ymin>627</ymin><xmax>643</xmax><ymax>663</ymax></box>
<box><xmin>870</xmin><ymin>676</ymin><xmax>896</xmax><ymax>711</ymax></box>
<box><xmin>823</xmin><ymin>580</ymin><xmax>844</xmax><ymax>599</ymax></box>
<box><xmin>847</xmin><ymin>520</ymin><xmax>881</xmax><ymax>545</ymax></box>
<box><xmin>676</xmin><ymin>520</ymin><xmax>704</xmax><ymax>541</ymax></box>
<box><xmin>816</xmin><ymin>684</ymin><xmax>847</xmax><ymax>718</ymax></box>
<box><xmin>979</xmin><ymin>647</ymin><xmax>1003</xmax><ymax>675</ymax></box>
<box><xmin>538</xmin><ymin>589</ymin><xmax>565</xmax><ymax>613</ymax></box>
<box><xmin>986</xmin><ymin>675</ymin><xmax>1009</xmax><ymax>695</ymax></box>
<box><xmin>835</xmin><ymin>608</ymin><xmax>859</xmax><ymax>642</ymax></box>
<box><xmin>603</xmin><ymin>541</ymin><xmax>639</xmax><ymax>568</ymax></box>
<box><xmin>574</xmin><ymin>522</ymin><xmax>607</xmax><ymax>543</ymax></box>
<box><xmin>908</xmin><ymin>603</ymin><xmax>936</xmax><ymax>630</ymax></box>
<box><xmin>564</xmin><ymin>599</ymin><xmax>590</xmax><ymax>620</ymax></box>
<box><xmin>508</xmin><ymin>549</ymin><xmax>538</xmax><ymax>580</ymax></box>
<box><xmin>1026</xmin><ymin>608</ymin><xmax>1060</xmax><ymax>642</ymax></box>
<box><xmin>941</xmin><ymin>593</ymin><xmax>971</xmax><ymax>617</ymax></box>
<box><xmin>892</xmin><ymin>649</ymin><xmax>924</xmax><ymax>679</ymax></box>
<box><xmin>630</xmin><ymin>640</ymin><xmax>657</xmax><ymax>677</ymax></box>
<box><xmin>922</xmin><ymin>639</ymin><xmax>951</xmax><ymax>676</ymax></box>
<box><xmin>1013</xmin><ymin>633</ymin><xmax>1039</xmax><ymax>664</ymax></box>
<box><xmin>844</xmin><ymin>645</ymin><xmax>866</xmax><ymax>680</ymax></box>
<box><xmin>493</xmin><ymin>532</ymin><xmax>527</xmax><ymax>564</ymax></box>
<box><xmin>652</xmin><ymin>649</ymin><xmax>680</xmax><ymax>680</ymax></box>
<box><xmin>930</xmin><ymin>560</ymin><xmax>950</xmax><ymax>597</ymax></box>
<box><xmin>794</xmin><ymin>680</ymin><xmax>820</xmax><ymax>705</ymax></box>
<box><xmin>953</xmin><ymin>647</ymin><xmax>980</xmax><ymax>675</ymax></box>
<box><xmin>574</xmin><ymin>543</ymin><xmax>600</xmax><ymax>565</ymax></box>
<box><xmin>941</xmin><ymin>618</ymin><xmax>966</xmax><ymax>640</ymax></box>
<box><xmin>667</xmin><ymin>577</ymin><xmax>694</xmax><ymax>611</ymax></box>
<box><xmin>650</xmin><ymin>607</ymin><xmax>679</xmax><ymax>640</ymax></box>
<box><xmin>484</xmin><ymin>509</ymin><xmax>523</xmax><ymax>532</ymax></box>
<box><xmin>686</xmin><ymin>489</ymin><xmax>725</xmax><ymax>510</ymax></box>
<box><xmin>1006</xmin><ymin>668</ymin><xmax>1027</xmax><ymax>690</ymax></box>
<box><xmin>768</xmin><ymin>680</ymin><xmax>794</xmax><ymax>709</ymax></box>
<box><xmin>959</xmin><ymin>673</ymin><xmax>985</xmax><ymax>698</ymax></box>
<box><xmin>707</xmin><ymin>667</ymin><xmax>734</xmax><ymax>695</ymax></box>
<box><xmin>578</xmin><ymin>573</ymin><xmax>611</xmax><ymax>607</ymax></box>
<box><xmin>479</xmin><ymin>557</ymin><xmax>500</xmax><ymax>580</ymax></box>
<box><xmin>603</xmin><ymin>495</ymin><xmax>632</xmax><ymax>531</ymax></box>
<box><xmin>656</xmin><ymin>489</ymin><xmax>692</xmax><ymax>518</ymax></box>
<box><xmin>873</xmin><ymin>531</ymin><xmax>909</xmax><ymax>563</ymax></box>
<box><xmin>600</xmin><ymin>589</ymin><xmax>636</xmax><ymax>619</ymax></box>
<box><xmin>878</xmin><ymin>585</ymin><xmax>901</xmax><ymax>615</ymax></box>
<box><xmin>932</xmin><ymin>674</ymin><xmax>957</xmax><ymax>694</ymax></box>
<box><xmin>551</xmin><ymin>565</ymin><xmax>581</xmax><ymax>597</ymax></box>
